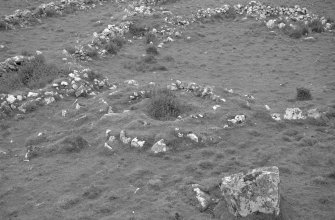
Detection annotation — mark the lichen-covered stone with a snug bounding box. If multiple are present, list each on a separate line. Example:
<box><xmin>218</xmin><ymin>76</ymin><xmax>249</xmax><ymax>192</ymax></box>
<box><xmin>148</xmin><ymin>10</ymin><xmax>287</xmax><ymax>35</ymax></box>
<box><xmin>220</xmin><ymin>166</ymin><xmax>280</xmax><ymax>217</ymax></box>
<box><xmin>151</xmin><ymin>139</ymin><xmax>167</xmax><ymax>153</ymax></box>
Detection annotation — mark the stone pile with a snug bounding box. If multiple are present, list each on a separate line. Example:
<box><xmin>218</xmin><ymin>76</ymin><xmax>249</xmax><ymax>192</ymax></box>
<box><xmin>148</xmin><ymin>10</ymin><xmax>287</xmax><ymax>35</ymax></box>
<box><xmin>0</xmin><ymin>55</ymin><xmax>36</xmax><ymax>74</ymax></box>
<box><xmin>168</xmin><ymin>80</ymin><xmax>227</xmax><ymax>103</ymax></box>
<box><xmin>0</xmin><ymin>0</ymin><xmax>110</xmax><ymax>29</ymax></box>
<box><xmin>0</xmin><ymin>56</ymin><xmax>111</xmax><ymax>119</ymax></box>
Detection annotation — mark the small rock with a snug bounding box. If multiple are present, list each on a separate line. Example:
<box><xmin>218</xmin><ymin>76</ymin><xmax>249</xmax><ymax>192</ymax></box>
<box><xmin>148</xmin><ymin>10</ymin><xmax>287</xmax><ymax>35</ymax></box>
<box><xmin>187</xmin><ymin>133</ymin><xmax>198</xmax><ymax>142</ymax></box>
<box><xmin>213</xmin><ymin>105</ymin><xmax>221</xmax><ymax>110</ymax></box>
<box><xmin>120</xmin><ymin>130</ymin><xmax>131</xmax><ymax>144</ymax></box>
<box><xmin>278</xmin><ymin>22</ymin><xmax>286</xmax><ymax>29</ymax></box>
<box><xmin>130</xmin><ymin>137</ymin><xmax>145</xmax><ymax>148</ymax></box>
<box><xmin>44</xmin><ymin>97</ymin><xmax>55</xmax><ymax>105</ymax></box>
<box><xmin>27</xmin><ymin>92</ymin><xmax>38</xmax><ymax>98</ymax></box>
<box><xmin>303</xmin><ymin>37</ymin><xmax>316</xmax><ymax>42</ymax></box>
<box><xmin>271</xmin><ymin>113</ymin><xmax>281</xmax><ymax>121</ymax></box>
<box><xmin>307</xmin><ymin>108</ymin><xmax>322</xmax><ymax>119</ymax></box>
<box><xmin>151</xmin><ymin>139</ymin><xmax>167</xmax><ymax>153</ymax></box>
<box><xmin>61</xmin><ymin>110</ymin><xmax>67</xmax><ymax>117</ymax></box>
<box><xmin>228</xmin><ymin>115</ymin><xmax>246</xmax><ymax>124</ymax></box>
<box><xmin>266</xmin><ymin>19</ymin><xmax>276</xmax><ymax>29</ymax></box>
<box><xmin>191</xmin><ymin>184</ymin><xmax>212</xmax><ymax>211</ymax></box>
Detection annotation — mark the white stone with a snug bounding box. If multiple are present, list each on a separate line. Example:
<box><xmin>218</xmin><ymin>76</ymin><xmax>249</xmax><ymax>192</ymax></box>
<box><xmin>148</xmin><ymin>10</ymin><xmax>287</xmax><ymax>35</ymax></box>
<box><xmin>187</xmin><ymin>133</ymin><xmax>198</xmax><ymax>142</ymax></box>
<box><xmin>265</xmin><ymin>105</ymin><xmax>271</xmax><ymax>110</ymax></box>
<box><xmin>221</xmin><ymin>166</ymin><xmax>280</xmax><ymax>217</ymax></box>
<box><xmin>61</xmin><ymin>110</ymin><xmax>67</xmax><ymax>117</ymax></box>
<box><xmin>6</xmin><ymin>95</ymin><xmax>16</xmax><ymax>104</ymax></box>
<box><xmin>307</xmin><ymin>108</ymin><xmax>322</xmax><ymax>119</ymax></box>
<box><xmin>131</xmin><ymin>137</ymin><xmax>145</xmax><ymax>148</ymax></box>
<box><xmin>27</xmin><ymin>92</ymin><xmax>38</xmax><ymax>98</ymax></box>
<box><xmin>213</xmin><ymin>105</ymin><xmax>221</xmax><ymax>110</ymax></box>
<box><xmin>16</xmin><ymin>95</ymin><xmax>23</xmax><ymax>101</ymax></box>
<box><xmin>228</xmin><ymin>115</ymin><xmax>246</xmax><ymax>124</ymax></box>
<box><xmin>278</xmin><ymin>22</ymin><xmax>286</xmax><ymax>29</ymax></box>
<box><xmin>61</xmin><ymin>81</ymin><xmax>68</xmax><ymax>86</ymax></box>
<box><xmin>120</xmin><ymin>130</ymin><xmax>131</xmax><ymax>144</ymax></box>
<box><xmin>266</xmin><ymin>19</ymin><xmax>276</xmax><ymax>29</ymax></box>
<box><xmin>271</xmin><ymin>113</ymin><xmax>281</xmax><ymax>121</ymax></box>
<box><xmin>151</xmin><ymin>139</ymin><xmax>167</xmax><ymax>153</ymax></box>
<box><xmin>192</xmin><ymin>184</ymin><xmax>212</xmax><ymax>211</ymax></box>
<box><xmin>283</xmin><ymin>108</ymin><xmax>306</xmax><ymax>120</ymax></box>
<box><xmin>44</xmin><ymin>97</ymin><xmax>55</xmax><ymax>105</ymax></box>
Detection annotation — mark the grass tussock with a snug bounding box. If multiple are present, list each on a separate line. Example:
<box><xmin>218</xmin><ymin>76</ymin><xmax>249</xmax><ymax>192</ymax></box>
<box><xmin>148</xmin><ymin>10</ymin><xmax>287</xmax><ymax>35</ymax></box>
<box><xmin>283</xmin><ymin>22</ymin><xmax>309</xmax><ymax>38</ymax></box>
<box><xmin>128</xmin><ymin>22</ymin><xmax>147</xmax><ymax>37</ymax></box>
<box><xmin>296</xmin><ymin>87</ymin><xmax>312</xmax><ymax>101</ymax></box>
<box><xmin>0</xmin><ymin>20</ymin><xmax>9</xmax><ymax>31</ymax></box>
<box><xmin>104</xmin><ymin>36</ymin><xmax>126</xmax><ymax>54</ymax></box>
<box><xmin>147</xmin><ymin>88</ymin><xmax>186</xmax><ymax>120</ymax></box>
<box><xmin>65</xmin><ymin>45</ymin><xmax>76</xmax><ymax>54</ymax></box>
<box><xmin>308</xmin><ymin>19</ymin><xmax>324</xmax><ymax>33</ymax></box>
<box><xmin>0</xmin><ymin>55</ymin><xmax>69</xmax><ymax>93</ymax></box>
<box><xmin>146</xmin><ymin>45</ymin><xmax>159</xmax><ymax>55</ymax></box>
<box><xmin>224</xmin><ymin>7</ymin><xmax>237</xmax><ymax>19</ymax></box>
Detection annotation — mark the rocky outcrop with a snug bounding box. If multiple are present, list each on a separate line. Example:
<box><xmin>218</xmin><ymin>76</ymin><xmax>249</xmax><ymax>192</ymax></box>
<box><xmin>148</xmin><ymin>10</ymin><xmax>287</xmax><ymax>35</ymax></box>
<box><xmin>220</xmin><ymin>166</ymin><xmax>280</xmax><ymax>217</ymax></box>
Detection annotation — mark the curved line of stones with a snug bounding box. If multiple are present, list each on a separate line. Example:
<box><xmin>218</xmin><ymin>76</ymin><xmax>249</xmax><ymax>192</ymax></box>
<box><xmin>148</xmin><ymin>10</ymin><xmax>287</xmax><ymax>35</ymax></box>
<box><xmin>72</xmin><ymin>0</ymin><xmax>334</xmax><ymax>60</ymax></box>
<box><xmin>0</xmin><ymin>0</ymin><xmax>115</xmax><ymax>30</ymax></box>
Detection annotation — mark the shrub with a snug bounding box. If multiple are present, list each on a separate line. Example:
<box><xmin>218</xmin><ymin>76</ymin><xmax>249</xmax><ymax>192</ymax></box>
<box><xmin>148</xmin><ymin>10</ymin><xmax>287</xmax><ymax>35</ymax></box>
<box><xmin>147</xmin><ymin>88</ymin><xmax>184</xmax><ymax>120</ymax></box>
<box><xmin>296</xmin><ymin>87</ymin><xmax>312</xmax><ymax>101</ymax></box>
<box><xmin>308</xmin><ymin>19</ymin><xmax>324</xmax><ymax>33</ymax></box>
<box><xmin>85</xmin><ymin>70</ymin><xmax>103</xmax><ymax>81</ymax></box>
<box><xmin>0</xmin><ymin>72</ymin><xmax>23</xmax><ymax>93</ymax></box>
<box><xmin>85</xmin><ymin>47</ymin><xmax>99</xmax><ymax>58</ymax></box>
<box><xmin>146</xmin><ymin>45</ymin><xmax>159</xmax><ymax>55</ymax></box>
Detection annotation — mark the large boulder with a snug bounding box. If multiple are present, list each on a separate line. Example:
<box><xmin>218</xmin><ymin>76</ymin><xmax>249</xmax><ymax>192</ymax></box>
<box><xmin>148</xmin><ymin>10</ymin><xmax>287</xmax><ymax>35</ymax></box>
<box><xmin>220</xmin><ymin>166</ymin><xmax>280</xmax><ymax>217</ymax></box>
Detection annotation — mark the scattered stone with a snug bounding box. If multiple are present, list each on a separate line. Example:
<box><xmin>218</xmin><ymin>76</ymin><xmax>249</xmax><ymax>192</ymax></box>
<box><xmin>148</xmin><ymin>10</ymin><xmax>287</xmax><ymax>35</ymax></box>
<box><xmin>120</xmin><ymin>130</ymin><xmax>131</xmax><ymax>144</ymax></box>
<box><xmin>187</xmin><ymin>133</ymin><xmax>199</xmax><ymax>142</ymax></box>
<box><xmin>213</xmin><ymin>105</ymin><xmax>221</xmax><ymax>110</ymax></box>
<box><xmin>130</xmin><ymin>137</ymin><xmax>145</xmax><ymax>148</ymax></box>
<box><xmin>283</xmin><ymin>108</ymin><xmax>306</xmax><ymax>120</ymax></box>
<box><xmin>151</xmin><ymin>139</ymin><xmax>167</xmax><ymax>153</ymax></box>
<box><xmin>307</xmin><ymin>108</ymin><xmax>322</xmax><ymax>119</ymax></box>
<box><xmin>221</xmin><ymin>166</ymin><xmax>280</xmax><ymax>217</ymax></box>
<box><xmin>27</xmin><ymin>92</ymin><xmax>39</xmax><ymax>98</ymax></box>
<box><xmin>271</xmin><ymin>113</ymin><xmax>281</xmax><ymax>121</ymax></box>
<box><xmin>191</xmin><ymin>184</ymin><xmax>212</xmax><ymax>211</ymax></box>
<box><xmin>6</xmin><ymin>95</ymin><xmax>16</xmax><ymax>104</ymax></box>
<box><xmin>228</xmin><ymin>115</ymin><xmax>246</xmax><ymax>124</ymax></box>
<box><xmin>61</xmin><ymin>110</ymin><xmax>67</xmax><ymax>117</ymax></box>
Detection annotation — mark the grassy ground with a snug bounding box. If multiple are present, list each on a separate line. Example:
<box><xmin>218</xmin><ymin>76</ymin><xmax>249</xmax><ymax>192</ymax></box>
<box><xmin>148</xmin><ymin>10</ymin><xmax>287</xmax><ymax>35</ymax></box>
<box><xmin>0</xmin><ymin>0</ymin><xmax>334</xmax><ymax>220</ymax></box>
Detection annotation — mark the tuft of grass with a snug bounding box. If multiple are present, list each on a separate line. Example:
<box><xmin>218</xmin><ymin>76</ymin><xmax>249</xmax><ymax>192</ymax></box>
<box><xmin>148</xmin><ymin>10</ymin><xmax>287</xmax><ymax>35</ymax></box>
<box><xmin>146</xmin><ymin>45</ymin><xmax>159</xmax><ymax>55</ymax></box>
<box><xmin>308</xmin><ymin>19</ymin><xmax>324</xmax><ymax>33</ymax></box>
<box><xmin>65</xmin><ymin>46</ymin><xmax>76</xmax><ymax>54</ymax></box>
<box><xmin>104</xmin><ymin>36</ymin><xmax>125</xmax><ymax>54</ymax></box>
<box><xmin>21</xmin><ymin>50</ymin><xmax>34</xmax><ymax>56</ymax></box>
<box><xmin>296</xmin><ymin>87</ymin><xmax>312</xmax><ymax>101</ymax></box>
<box><xmin>0</xmin><ymin>55</ymin><xmax>69</xmax><ymax>93</ymax></box>
<box><xmin>224</xmin><ymin>7</ymin><xmax>236</xmax><ymax>19</ymax></box>
<box><xmin>147</xmin><ymin>88</ymin><xmax>185</xmax><ymax>120</ymax></box>
<box><xmin>283</xmin><ymin>23</ymin><xmax>309</xmax><ymax>38</ymax></box>
<box><xmin>85</xmin><ymin>47</ymin><xmax>99</xmax><ymax>58</ymax></box>
<box><xmin>85</xmin><ymin>70</ymin><xmax>103</xmax><ymax>82</ymax></box>
<box><xmin>145</xmin><ymin>32</ymin><xmax>157</xmax><ymax>44</ymax></box>
<box><xmin>45</xmin><ymin>8</ymin><xmax>58</xmax><ymax>17</ymax></box>
<box><xmin>128</xmin><ymin>22</ymin><xmax>147</xmax><ymax>37</ymax></box>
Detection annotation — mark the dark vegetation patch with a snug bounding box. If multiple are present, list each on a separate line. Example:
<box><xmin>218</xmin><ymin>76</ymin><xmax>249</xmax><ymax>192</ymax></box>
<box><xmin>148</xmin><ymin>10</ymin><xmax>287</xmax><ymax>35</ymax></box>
<box><xmin>84</xmin><ymin>45</ymin><xmax>99</xmax><ymax>58</ymax></box>
<box><xmin>65</xmin><ymin>45</ymin><xmax>76</xmax><ymax>54</ymax></box>
<box><xmin>282</xmin><ymin>22</ymin><xmax>309</xmax><ymax>38</ymax></box>
<box><xmin>0</xmin><ymin>55</ymin><xmax>70</xmax><ymax>93</ymax></box>
<box><xmin>128</xmin><ymin>21</ymin><xmax>148</xmax><ymax>37</ymax></box>
<box><xmin>105</xmin><ymin>36</ymin><xmax>126</xmax><ymax>55</ymax></box>
<box><xmin>0</xmin><ymin>20</ymin><xmax>9</xmax><ymax>31</ymax></box>
<box><xmin>296</xmin><ymin>87</ymin><xmax>312</xmax><ymax>101</ymax></box>
<box><xmin>308</xmin><ymin>19</ymin><xmax>324</xmax><ymax>33</ymax></box>
<box><xmin>57</xmin><ymin>135</ymin><xmax>89</xmax><ymax>153</ymax></box>
<box><xmin>147</xmin><ymin>88</ymin><xmax>189</xmax><ymax>121</ymax></box>
<box><xmin>146</xmin><ymin>45</ymin><xmax>159</xmax><ymax>55</ymax></box>
<box><xmin>145</xmin><ymin>32</ymin><xmax>157</xmax><ymax>44</ymax></box>
<box><xmin>124</xmin><ymin>55</ymin><xmax>167</xmax><ymax>72</ymax></box>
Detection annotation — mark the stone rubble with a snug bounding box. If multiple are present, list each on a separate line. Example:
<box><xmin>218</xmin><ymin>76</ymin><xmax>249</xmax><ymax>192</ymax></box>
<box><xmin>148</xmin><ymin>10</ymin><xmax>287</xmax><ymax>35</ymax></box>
<box><xmin>283</xmin><ymin>107</ymin><xmax>306</xmax><ymax>120</ymax></box>
<box><xmin>1</xmin><ymin>0</ymin><xmax>112</xmax><ymax>30</ymax></box>
<box><xmin>0</xmin><ymin>56</ymin><xmax>111</xmax><ymax>120</ymax></box>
